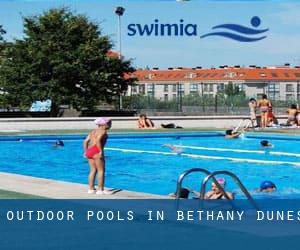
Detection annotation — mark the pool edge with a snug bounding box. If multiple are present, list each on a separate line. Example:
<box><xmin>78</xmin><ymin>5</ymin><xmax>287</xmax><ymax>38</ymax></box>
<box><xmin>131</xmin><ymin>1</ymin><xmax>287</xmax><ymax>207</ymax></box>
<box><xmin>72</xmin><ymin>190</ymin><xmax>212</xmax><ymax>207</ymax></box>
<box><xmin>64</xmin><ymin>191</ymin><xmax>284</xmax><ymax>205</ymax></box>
<box><xmin>0</xmin><ymin>172</ymin><xmax>167</xmax><ymax>199</ymax></box>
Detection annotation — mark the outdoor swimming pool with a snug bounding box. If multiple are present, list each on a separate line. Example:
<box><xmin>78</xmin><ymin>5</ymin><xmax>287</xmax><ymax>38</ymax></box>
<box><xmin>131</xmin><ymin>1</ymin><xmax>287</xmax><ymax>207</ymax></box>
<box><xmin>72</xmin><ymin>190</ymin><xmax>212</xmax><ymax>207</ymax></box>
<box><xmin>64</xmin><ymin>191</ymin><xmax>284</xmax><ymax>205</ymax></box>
<box><xmin>1</xmin><ymin>132</ymin><xmax>300</xmax><ymax>198</ymax></box>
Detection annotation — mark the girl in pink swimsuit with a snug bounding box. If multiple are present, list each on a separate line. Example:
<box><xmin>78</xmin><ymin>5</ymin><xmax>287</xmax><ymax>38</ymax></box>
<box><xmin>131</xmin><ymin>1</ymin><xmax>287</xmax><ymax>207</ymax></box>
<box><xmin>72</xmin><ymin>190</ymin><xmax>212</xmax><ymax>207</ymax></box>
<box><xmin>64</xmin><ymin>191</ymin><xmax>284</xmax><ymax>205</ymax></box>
<box><xmin>83</xmin><ymin>118</ymin><xmax>111</xmax><ymax>195</ymax></box>
<box><xmin>85</xmin><ymin>144</ymin><xmax>101</xmax><ymax>159</ymax></box>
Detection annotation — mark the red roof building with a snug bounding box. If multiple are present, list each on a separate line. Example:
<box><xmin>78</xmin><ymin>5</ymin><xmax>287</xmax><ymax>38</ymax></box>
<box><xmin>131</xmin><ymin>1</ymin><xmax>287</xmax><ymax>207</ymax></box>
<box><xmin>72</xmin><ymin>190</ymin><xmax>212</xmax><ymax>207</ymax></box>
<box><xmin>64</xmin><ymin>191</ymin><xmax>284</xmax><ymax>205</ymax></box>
<box><xmin>128</xmin><ymin>66</ymin><xmax>300</xmax><ymax>102</ymax></box>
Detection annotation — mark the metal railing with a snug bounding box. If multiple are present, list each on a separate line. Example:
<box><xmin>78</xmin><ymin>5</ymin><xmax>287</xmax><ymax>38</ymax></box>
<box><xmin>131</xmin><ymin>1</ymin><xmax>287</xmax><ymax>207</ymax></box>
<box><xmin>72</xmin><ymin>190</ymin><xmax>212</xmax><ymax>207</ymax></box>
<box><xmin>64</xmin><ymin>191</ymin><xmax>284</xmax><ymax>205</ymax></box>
<box><xmin>175</xmin><ymin>168</ymin><xmax>231</xmax><ymax>200</ymax></box>
<box><xmin>200</xmin><ymin>170</ymin><xmax>258</xmax><ymax>210</ymax></box>
<box><xmin>175</xmin><ymin>168</ymin><xmax>258</xmax><ymax>210</ymax></box>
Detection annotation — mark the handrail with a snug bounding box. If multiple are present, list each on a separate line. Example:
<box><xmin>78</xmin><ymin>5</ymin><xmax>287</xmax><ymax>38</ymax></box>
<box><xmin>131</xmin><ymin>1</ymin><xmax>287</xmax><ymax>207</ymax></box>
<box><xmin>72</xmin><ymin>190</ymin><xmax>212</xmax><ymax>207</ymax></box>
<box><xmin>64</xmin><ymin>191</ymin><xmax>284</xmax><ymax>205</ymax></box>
<box><xmin>175</xmin><ymin>168</ymin><xmax>231</xmax><ymax>201</ymax></box>
<box><xmin>200</xmin><ymin>170</ymin><xmax>258</xmax><ymax>210</ymax></box>
<box><xmin>242</xmin><ymin>118</ymin><xmax>253</xmax><ymax>130</ymax></box>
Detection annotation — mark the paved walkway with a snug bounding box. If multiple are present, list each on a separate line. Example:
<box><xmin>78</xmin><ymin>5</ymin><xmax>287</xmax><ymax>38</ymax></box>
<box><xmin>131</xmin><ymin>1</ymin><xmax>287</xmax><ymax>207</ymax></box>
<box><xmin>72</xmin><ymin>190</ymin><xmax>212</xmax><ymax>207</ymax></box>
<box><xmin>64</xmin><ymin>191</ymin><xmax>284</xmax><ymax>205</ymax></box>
<box><xmin>0</xmin><ymin>115</ymin><xmax>288</xmax><ymax>130</ymax></box>
<box><xmin>0</xmin><ymin>172</ymin><xmax>165</xmax><ymax>199</ymax></box>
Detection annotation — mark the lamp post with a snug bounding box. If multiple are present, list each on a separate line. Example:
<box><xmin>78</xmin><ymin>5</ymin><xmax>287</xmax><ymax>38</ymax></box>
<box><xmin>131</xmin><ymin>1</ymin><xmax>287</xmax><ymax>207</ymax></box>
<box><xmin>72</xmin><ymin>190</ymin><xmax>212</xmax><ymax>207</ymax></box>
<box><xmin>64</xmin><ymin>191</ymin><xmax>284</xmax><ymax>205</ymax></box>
<box><xmin>115</xmin><ymin>6</ymin><xmax>125</xmax><ymax>110</ymax></box>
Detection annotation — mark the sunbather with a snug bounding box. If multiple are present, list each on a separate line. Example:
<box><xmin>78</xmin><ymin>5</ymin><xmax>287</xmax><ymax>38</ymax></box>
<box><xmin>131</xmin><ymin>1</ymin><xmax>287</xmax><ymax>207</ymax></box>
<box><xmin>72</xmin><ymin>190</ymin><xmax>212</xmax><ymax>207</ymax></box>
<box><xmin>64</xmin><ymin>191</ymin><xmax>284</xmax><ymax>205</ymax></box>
<box><xmin>286</xmin><ymin>104</ymin><xmax>298</xmax><ymax>126</ymax></box>
<box><xmin>137</xmin><ymin>114</ymin><xmax>155</xmax><ymax>129</ymax></box>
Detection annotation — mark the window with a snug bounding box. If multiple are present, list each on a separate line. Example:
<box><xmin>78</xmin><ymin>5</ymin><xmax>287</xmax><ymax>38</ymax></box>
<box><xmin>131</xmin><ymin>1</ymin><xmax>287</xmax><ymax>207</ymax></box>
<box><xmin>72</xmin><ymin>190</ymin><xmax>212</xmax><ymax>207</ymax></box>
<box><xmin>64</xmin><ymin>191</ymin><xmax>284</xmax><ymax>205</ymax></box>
<box><xmin>286</xmin><ymin>94</ymin><xmax>294</xmax><ymax>101</ymax></box>
<box><xmin>190</xmin><ymin>83</ymin><xmax>198</xmax><ymax>92</ymax></box>
<box><xmin>268</xmin><ymin>83</ymin><xmax>279</xmax><ymax>92</ymax></box>
<box><xmin>131</xmin><ymin>86</ymin><xmax>137</xmax><ymax>94</ymax></box>
<box><xmin>147</xmin><ymin>84</ymin><xmax>154</xmax><ymax>92</ymax></box>
<box><xmin>237</xmin><ymin>84</ymin><xmax>244</xmax><ymax>91</ymax></box>
<box><xmin>203</xmin><ymin>84</ymin><xmax>209</xmax><ymax>92</ymax></box>
<box><xmin>268</xmin><ymin>83</ymin><xmax>279</xmax><ymax>100</ymax></box>
<box><xmin>257</xmin><ymin>93</ymin><xmax>264</xmax><ymax>99</ymax></box>
<box><xmin>297</xmin><ymin>94</ymin><xmax>300</xmax><ymax>101</ymax></box>
<box><xmin>271</xmin><ymin>73</ymin><xmax>278</xmax><ymax>77</ymax></box>
<box><xmin>224</xmin><ymin>72</ymin><xmax>237</xmax><ymax>78</ymax></box>
<box><xmin>217</xmin><ymin>83</ymin><xmax>225</xmax><ymax>92</ymax></box>
<box><xmin>260</xmin><ymin>72</ymin><xmax>267</xmax><ymax>77</ymax></box>
<box><xmin>179</xmin><ymin>84</ymin><xmax>184</xmax><ymax>92</ymax></box>
<box><xmin>147</xmin><ymin>84</ymin><xmax>154</xmax><ymax>96</ymax></box>
<box><xmin>284</xmin><ymin>73</ymin><xmax>289</xmax><ymax>77</ymax></box>
<box><xmin>164</xmin><ymin>85</ymin><xmax>169</xmax><ymax>92</ymax></box>
<box><xmin>172</xmin><ymin>84</ymin><xmax>177</xmax><ymax>92</ymax></box>
<box><xmin>286</xmin><ymin>84</ymin><xmax>294</xmax><ymax>92</ymax></box>
<box><xmin>139</xmin><ymin>85</ymin><xmax>145</xmax><ymax>95</ymax></box>
<box><xmin>203</xmin><ymin>84</ymin><xmax>213</xmax><ymax>92</ymax></box>
<box><xmin>295</xmin><ymin>73</ymin><xmax>300</xmax><ymax>77</ymax></box>
<box><xmin>164</xmin><ymin>94</ymin><xmax>168</xmax><ymax>101</ymax></box>
<box><xmin>172</xmin><ymin>94</ymin><xmax>177</xmax><ymax>100</ymax></box>
<box><xmin>268</xmin><ymin>92</ymin><xmax>279</xmax><ymax>100</ymax></box>
<box><xmin>144</xmin><ymin>74</ymin><xmax>154</xmax><ymax>79</ymax></box>
<box><xmin>185</xmin><ymin>73</ymin><xmax>196</xmax><ymax>78</ymax></box>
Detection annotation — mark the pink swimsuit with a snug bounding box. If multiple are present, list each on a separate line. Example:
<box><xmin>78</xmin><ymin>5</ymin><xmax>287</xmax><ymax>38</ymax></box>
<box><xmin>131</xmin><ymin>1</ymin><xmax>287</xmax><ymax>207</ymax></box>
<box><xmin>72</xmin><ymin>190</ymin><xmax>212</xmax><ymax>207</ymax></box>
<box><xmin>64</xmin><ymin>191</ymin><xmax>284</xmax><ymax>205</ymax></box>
<box><xmin>85</xmin><ymin>145</ymin><xmax>101</xmax><ymax>159</ymax></box>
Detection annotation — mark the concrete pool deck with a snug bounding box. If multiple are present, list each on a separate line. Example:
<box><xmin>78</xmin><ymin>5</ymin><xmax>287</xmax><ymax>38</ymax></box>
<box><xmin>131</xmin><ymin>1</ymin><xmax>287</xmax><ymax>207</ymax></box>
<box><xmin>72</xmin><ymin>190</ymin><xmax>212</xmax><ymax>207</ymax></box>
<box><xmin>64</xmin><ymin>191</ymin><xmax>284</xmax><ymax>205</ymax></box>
<box><xmin>0</xmin><ymin>115</ymin><xmax>289</xmax><ymax>130</ymax></box>
<box><xmin>0</xmin><ymin>172</ymin><xmax>166</xmax><ymax>199</ymax></box>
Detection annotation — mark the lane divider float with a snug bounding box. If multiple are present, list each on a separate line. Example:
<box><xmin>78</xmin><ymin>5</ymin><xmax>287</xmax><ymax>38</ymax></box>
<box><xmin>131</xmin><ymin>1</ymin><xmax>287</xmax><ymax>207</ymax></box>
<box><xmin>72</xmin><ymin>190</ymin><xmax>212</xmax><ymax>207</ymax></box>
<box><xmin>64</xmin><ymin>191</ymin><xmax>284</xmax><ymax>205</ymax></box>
<box><xmin>105</xmin><ymin>147</ymin><xmax>300</xmax><ymax>167</ymax></box>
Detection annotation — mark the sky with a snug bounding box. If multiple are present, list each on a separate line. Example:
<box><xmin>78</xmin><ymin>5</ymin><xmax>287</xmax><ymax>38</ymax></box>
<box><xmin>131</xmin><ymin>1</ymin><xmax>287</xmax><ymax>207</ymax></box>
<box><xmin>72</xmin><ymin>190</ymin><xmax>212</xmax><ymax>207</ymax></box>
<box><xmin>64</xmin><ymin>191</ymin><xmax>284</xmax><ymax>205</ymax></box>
<box><xmin>0</xmin><ymin>0</ymin><xmax>300</xmax><ymax>69</ymax></box>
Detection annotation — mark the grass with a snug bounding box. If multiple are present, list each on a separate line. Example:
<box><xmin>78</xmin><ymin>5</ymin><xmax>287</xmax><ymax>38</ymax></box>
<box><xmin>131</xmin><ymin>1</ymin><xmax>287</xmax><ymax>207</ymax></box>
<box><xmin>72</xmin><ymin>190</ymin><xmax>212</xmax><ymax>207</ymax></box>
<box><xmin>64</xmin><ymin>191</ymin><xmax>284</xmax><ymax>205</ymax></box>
<box><xmin>0</xmin><ymin>189</ymin><xmax>43</xmax><ymax>199</ymax></box>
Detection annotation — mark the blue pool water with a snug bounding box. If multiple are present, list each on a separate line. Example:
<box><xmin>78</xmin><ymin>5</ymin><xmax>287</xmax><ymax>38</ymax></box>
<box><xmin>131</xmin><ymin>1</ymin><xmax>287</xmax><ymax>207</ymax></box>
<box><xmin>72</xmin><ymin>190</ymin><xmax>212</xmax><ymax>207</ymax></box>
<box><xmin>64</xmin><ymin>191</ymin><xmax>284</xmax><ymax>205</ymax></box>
<box><xmin>1</xmin><ymin>132</ymin><xmax>300</xmax><ymax>198</ymax></box>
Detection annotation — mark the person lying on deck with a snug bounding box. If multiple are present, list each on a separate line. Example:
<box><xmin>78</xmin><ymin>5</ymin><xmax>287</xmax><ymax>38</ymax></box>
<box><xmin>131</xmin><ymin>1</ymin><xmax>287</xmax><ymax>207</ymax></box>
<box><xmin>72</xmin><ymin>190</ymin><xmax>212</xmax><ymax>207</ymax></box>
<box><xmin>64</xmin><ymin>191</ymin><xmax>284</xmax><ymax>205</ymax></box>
<box><xmin>137</xmin><ymin>114</ymin><xmax>155</xmax><ymax>129</ymax></box>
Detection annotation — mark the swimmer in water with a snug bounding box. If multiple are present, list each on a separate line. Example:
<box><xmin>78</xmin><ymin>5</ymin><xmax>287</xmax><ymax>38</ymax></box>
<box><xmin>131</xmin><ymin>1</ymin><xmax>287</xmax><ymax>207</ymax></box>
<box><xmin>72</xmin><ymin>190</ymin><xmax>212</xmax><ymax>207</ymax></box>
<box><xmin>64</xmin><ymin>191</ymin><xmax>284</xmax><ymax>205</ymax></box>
<box><xmin>51</xmin><ymin>140</ymin><xmax>64</xmax><ymax>148</ymax></box>
<box><xmin>168</xmin><ymin>187</ymin><xmax>190</xmax><ymax>199</ymax></box>
<box><xmin>189</xmin><ymin>178</ymin><xmax>234</xmax><ymax>200</ymax></box>
<box><xmin>162</xmin><ymin>144</ymin><xmax>183</xmax><ymax>155</ymax></box>
<box><xmin>257</xmin><ymin>181</ymin><xmax>276</xmax><ymax>193</ymax></box>
<box><xmin>224</xmin><ymin>129</ymin><xmax>244</xmax><ymax>139</ymax></box>
<box><xmin>260</xmin><ymin>140</ymin><xmax>273</xmax><ymax>148</ymax></box>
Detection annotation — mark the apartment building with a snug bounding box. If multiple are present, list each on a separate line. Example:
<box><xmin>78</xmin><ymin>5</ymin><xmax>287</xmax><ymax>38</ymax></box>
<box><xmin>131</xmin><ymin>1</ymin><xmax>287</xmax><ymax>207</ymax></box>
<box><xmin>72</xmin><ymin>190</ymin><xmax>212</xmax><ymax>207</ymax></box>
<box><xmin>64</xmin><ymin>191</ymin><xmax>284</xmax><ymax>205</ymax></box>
<box><xmin>127</xmin><ymin>66</ymin><xmax>300</xmax><ymax>102</ymax></box>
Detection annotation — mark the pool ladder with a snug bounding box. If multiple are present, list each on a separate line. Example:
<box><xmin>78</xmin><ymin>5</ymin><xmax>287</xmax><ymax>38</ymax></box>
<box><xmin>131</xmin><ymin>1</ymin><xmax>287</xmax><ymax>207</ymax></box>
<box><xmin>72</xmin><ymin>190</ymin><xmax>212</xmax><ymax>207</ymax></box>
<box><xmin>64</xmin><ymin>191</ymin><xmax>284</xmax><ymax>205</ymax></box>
<box><xmin>175</xmin><ymin>168</ymin><xmax>258</xmax><ymax>209</ymax></box>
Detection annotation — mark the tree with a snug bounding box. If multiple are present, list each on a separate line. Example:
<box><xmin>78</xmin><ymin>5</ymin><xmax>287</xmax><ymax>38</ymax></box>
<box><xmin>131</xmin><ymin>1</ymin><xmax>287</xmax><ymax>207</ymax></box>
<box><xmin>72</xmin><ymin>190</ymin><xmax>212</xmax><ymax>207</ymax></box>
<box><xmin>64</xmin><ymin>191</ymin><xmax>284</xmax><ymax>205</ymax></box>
<box><xmin>0</xmin><ymin>8</ymin><xmax>136</xmax><ymax>115</ymax></box>
<box><xmin>222</xmin><ymin>82</ymin><xmax>246</xmax><ymax>108</ymax></box>
<box><xmin>0</xmin><ymin>25</ymin><xmax>5</xmax><ymax>41</ymax></box>
<box><xmin>224</xmin><ymin>82</ymin><xmax>244</xmax><ymax>97</ymax></box>
<box><xmin>0</xmin><ymin>25</ymin><xmax>6</xmax><ymax>59</ymax></box>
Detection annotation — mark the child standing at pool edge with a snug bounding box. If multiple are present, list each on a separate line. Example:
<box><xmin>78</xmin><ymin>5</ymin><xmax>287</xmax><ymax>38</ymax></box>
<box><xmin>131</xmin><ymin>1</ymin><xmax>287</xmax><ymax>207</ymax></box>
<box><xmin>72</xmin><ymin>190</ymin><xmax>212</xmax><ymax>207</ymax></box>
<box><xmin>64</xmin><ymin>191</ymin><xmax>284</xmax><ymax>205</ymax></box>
<box><xmin>83</xmin><ymin>117</ymin><xmax>112</xmax><ymax>195</ymax></box>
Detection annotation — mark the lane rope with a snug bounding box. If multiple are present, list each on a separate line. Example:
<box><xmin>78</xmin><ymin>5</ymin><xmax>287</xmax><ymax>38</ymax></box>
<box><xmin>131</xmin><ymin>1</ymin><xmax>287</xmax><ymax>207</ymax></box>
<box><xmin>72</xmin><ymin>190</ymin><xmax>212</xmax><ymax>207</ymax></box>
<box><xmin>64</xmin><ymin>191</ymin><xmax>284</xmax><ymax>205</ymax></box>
<box><xmin>105</xmin><ymin>147</ymin><xmax>300</xmax><ymax>167</ymax></box>
<box><xmin>172</xmin><ymin>145</ymin><xmax>300</xmax><ymax>158</ymax></box>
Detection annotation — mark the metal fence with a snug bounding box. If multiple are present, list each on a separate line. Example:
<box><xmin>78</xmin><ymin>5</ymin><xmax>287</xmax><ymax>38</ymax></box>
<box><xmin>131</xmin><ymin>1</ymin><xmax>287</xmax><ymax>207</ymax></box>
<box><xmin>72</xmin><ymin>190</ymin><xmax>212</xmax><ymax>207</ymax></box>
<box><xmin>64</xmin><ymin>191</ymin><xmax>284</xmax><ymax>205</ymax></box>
<box><xmin>123</xmin><ymin>94</ymin><xmax>295</xmax><ymax>116</ymax></box>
